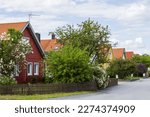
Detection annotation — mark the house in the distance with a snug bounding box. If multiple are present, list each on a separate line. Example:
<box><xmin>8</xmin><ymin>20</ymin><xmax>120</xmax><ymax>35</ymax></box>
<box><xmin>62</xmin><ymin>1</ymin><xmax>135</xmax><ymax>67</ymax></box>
<box><xmin>112</xmin><ymin>48</ymin><xmax>126</xmax><ymax>60</ymax></box>
<box><xmin>125</xmin><ymin>51</ymin><xmax>134</xmax><ymax>60</ymax></box>
<box><xmin>0</xmin><ymin>21</ymin><xmax>45</xmax><ymax>83</ymax></box>
<box><xmin>41</xmin><ymin>35</ymin><xmax>62</xmax><ymax>52</ymax></box>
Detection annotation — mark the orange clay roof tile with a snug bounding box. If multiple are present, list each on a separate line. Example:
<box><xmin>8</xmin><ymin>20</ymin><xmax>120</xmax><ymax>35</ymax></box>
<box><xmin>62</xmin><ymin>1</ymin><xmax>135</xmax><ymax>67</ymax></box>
<box><xmin>0</xmin><ymin>22</ymin><xmax>28</xmax><ymax>34</ymax></box>
<box><xmin>112</xmin><ymin>48</ymin><xmax>125</xmax><ymax>59</ymax></box>
<box><xmin>126</xmin><ymin>51</ymin><xmax>134</xmax><ymax>60</ymax></box>
<box><xmin>41</xmin><ymin>39</ymin><xmax>62</xmax><ymax>52</ymax></box>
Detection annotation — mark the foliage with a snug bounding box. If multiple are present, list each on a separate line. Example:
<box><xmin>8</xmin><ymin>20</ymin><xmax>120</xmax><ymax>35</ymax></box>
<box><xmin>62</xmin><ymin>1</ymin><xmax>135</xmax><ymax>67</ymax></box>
<box><xmin>136</xmin><ymin>63</ymin><xmax>147</xmax><ymax>77</ymax></box>
<box><xmin>55</xmin><ymin>19</ymin><xmax>111</xmax><ymax>64</ymax></box>
<box><xmin>0</xmin><ymin>75</ymin><xmax>17</xmax><ymax>85</ymax></box>
<box><xmin>107</xmin><ymin>59</ymin><xmax>137</xmax><ymax>79</ymax></box>
<box><xmin>93</xmin><ymin>66</ymin><xmax>109</xmax><ymax>89</ymax></box>
<box><xmin>132</xmin><ymin>54</ymin><xmax>150</xmax><ymax>67</ymax></box>
<box><xmin>30</xmin><ymin>77</ymin><xmax>38</xmax><ymax>83</ymax></box>
<box><xmin>124</xmin><ymin>76</ymin><xmax>140</xmax><ymax>81</ymax></box>
<box><xmin>46</xmin><ymin>45</ymin><xmax>93</xmax><ymax>83</ymax></box>
<box><xmin>0</xmin><ymin>91</ymin><xmax>92</xmax><ymax>100</ymax></box>
<box><xmin>0</xmin><ymin>29</ymin><xmax>32</xmax><ymax>76</ymax></box>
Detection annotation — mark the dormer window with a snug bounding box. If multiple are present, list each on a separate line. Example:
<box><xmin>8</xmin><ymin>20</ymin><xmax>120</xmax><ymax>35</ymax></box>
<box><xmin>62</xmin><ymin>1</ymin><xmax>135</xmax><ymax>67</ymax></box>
<box><xmin>54</xmin><ymin>46</ymin><xmax>59</xmax><ymax>50</ymax></box>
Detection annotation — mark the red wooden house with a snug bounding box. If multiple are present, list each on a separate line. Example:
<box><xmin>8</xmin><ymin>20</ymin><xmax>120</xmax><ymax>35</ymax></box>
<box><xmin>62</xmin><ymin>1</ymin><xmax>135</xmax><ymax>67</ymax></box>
<box><xmin>0</xmin><ymin>21</ymin><xmax>45</xmax><ymax>83</ymax></box>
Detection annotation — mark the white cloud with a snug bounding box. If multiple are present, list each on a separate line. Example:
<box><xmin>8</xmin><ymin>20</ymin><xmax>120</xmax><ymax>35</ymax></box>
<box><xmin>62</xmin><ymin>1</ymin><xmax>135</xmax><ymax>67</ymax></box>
<box><xmin>0</xmin><ymin>0</ymin><xmax>148</xmax><ymax>21</ymax></box>
<box><xmin>135</xmin><ymin>37</ymin><xmax>143</xmax><ymax>44</ymax></box>
<box><xmin>0</xmin><ymin>0</ymin><xmax>150</xmax><ymax>54</ymax></box>
<box><xmin>0</xmin><ymin>15</ymin><xmax>27</xmax><ymax>23</ymax></box>
<box><xmin>0</xmin><ymin>0</ymin><xmax>149</xmax><ymax>26</ymax></box>
<box><xmin>113</xmin><ymin>37</ymin><xmax>150</xmax><ymax>54</ymax></box>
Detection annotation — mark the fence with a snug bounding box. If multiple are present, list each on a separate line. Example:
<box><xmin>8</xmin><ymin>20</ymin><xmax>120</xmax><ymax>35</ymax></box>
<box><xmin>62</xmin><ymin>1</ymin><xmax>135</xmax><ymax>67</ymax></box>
<box><xmin>0</xmin><ymin>81</ymin><xmax>98</xmax><ymax>95</ymax></box>
<box><xmin>0</xmin><ymin>79</ymin><xmax>118</xmax><ymax>95</ymax></box>
<box><xmin>108</xmin><ymin>78</ymin><xmax>118</xmax><ymax>87</ymax></box>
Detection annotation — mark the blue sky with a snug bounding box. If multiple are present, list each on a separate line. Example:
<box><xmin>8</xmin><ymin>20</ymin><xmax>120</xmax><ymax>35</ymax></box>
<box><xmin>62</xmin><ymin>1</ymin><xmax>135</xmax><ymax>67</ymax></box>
<box><xmin>0</xmin><ymin>0</ymin><xmax>150</xmax><ymax>54</ymax></box>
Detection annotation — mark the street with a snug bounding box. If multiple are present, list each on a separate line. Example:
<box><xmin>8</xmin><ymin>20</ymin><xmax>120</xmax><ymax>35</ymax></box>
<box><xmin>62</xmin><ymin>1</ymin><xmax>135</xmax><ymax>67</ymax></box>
<box><xmin>52</xmin><ymin>78</ymin><xmax>150</xmax><ymax>100</ymax></box>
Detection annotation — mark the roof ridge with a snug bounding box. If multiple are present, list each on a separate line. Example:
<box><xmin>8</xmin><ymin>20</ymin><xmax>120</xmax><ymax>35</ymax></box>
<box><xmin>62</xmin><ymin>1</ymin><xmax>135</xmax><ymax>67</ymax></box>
<box><xmin>112</xmin><ymin>48</ymin><xmax>125</xmax><ymax>49</ymax></box>
<box><xmin>0</xmin><ymin>21</ymin><xmax>28</xmax><ymax>25</ymax></box>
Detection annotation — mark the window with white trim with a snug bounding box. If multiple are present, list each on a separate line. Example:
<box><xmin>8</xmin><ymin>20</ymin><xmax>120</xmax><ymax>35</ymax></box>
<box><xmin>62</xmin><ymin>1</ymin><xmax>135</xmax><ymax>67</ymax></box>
<box><xmin>34</xmin><ymin>62</ymin><xmax>39</xmax><ymax>75</ymax></box>
<box><xmin>109</xmin><ymin>52</ymin><xmax>113</xmax><ymax>60</ymax></box>
<box><xmin>22</xmin><ymin>37</ymin><xmax>29</xmax><ymax>45</ymax></box>
<box><xmin>27</xmin><ymin>62</ymin><xmax>33</xmax><ymax>76</ymax></box>
<box><xmin>14</xmin><ymin>64</ymin><xmax>19</xmax><ymax>76</ymax></box>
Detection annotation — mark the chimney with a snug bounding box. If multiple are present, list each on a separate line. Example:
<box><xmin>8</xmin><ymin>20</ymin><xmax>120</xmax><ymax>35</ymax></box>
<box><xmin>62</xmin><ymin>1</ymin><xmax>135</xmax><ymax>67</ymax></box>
<box><xmin>48</xmin><ymin>32</ymin><xmax>55</xmax><ymax>39</ymax></box>
<box><xmin>35</xmin><ymin>33</ymin><xmax>41</xmax><ymax>42</ymax></box>
<box><xmin>52</xmin><ymin>33</ymin><xmax>55</xmax><ymax>39</ymax></box>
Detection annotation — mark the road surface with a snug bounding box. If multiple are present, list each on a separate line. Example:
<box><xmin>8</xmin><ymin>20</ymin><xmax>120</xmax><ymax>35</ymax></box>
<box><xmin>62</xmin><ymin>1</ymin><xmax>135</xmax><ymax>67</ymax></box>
<box><xmin>52</xmin><ymin>78</ymin><xmax>150</xmax><ymax>100</ymax></box>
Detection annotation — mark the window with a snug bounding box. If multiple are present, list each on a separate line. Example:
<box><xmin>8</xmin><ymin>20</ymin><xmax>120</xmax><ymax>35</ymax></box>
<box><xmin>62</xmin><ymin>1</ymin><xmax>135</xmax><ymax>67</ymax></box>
<box><xmin>54</xmin><ymin>46</ymin><xmax>59</xmax><ymax>51</ymax></box>
<box><xmin>123</xmin><ymin>54</ymin><xmax>125</xmax><ymax>60</ymax></box>
<box><xmin>22</xmin><ymin>37</ymin><xmax>29</xmax><ymax>45</ymax></box>
<box><xmin>27</xmin><ymin>62</ymin><xmax>32</xmax><ymax>76</ymax></box>
<box><xmin>34</xmin><ymin>63</ymin><xmax>39</xmax><ymax>75</ymax></box>
<box><xmin>109</xmin><ymin>52</ymin><xmax>113</xmax><ymax>60</ymax></box>
<box><xmin>14</xmin><ymin>64</ymin><xmax>19</xmax><ymax>76</ymax></box>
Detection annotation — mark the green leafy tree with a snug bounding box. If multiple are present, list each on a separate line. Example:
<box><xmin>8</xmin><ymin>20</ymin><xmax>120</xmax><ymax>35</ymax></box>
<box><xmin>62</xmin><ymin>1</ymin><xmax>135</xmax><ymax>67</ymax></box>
<box><xmin>55</xmin><ymin>19</ymin><xmax>111</xmax><ymax>64</ymax></box>
<box><xmin>0</xmin><ymin>29</ymin><xmax>32</xmax><ymax>76</ymax></box>
<box><xmin>46</xmin><ymin>45</ymin><xmax>93</xmax><ymax>83</ymax></box>
<box><xmin>107</xmin><ymin>59</ymin><xmax>137</xmax><ymax>79</ymax></box>
<box><xmin>132</xmin><ymin>54</ymin><xmax>150</xmax><ymax>67</ymax></box>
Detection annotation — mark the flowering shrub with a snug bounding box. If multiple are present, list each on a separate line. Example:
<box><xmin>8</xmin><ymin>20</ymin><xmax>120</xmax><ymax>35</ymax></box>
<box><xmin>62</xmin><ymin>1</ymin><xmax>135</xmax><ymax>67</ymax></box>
<box><xmin>93</xmin><ymin>66</ymin><xmax>109</xmax><ymax>89</ymax></box>
<box><xmin>0</xmin><ymin>75</ymin><xmax>17</xmax><ymax>85</ymax></box>
<box><xmin>0</xmin><ymin>29</ymin><xmax>32</xmax><ymax>76</ymax></box>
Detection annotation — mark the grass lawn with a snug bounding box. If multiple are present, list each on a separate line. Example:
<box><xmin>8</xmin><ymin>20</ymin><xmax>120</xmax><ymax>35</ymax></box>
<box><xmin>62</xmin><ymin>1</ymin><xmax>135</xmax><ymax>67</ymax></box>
<box><xmin>0</xmin><ymin>91</ymin><xmax>93</xmax><ymax>100</ymax></box>
<box><xmin>124</xmin><ymin>76</ymin><xmax>141</xmax><ymax>81</ymax></box>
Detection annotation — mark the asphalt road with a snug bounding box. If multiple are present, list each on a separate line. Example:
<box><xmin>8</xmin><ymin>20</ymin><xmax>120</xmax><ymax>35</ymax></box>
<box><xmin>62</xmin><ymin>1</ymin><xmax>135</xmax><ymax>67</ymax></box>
<box><xmin>52</xmin><ymin>78</ymin><xmax>150</xmax><ymax>100</ymax></box>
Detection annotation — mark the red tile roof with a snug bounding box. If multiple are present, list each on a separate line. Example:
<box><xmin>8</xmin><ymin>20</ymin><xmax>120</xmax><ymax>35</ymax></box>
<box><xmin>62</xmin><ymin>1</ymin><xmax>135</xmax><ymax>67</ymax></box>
<box><xmin>0</xmin><ymin>22</ymin><xmax>28</xmax><ymax>34</ymax></box>
<box><xmin>126</xmin><ymin>51</ymin><xmax>134</xmax><ymax>60</ymax></box>
<box><xmin>112</xmin><ymin>48</ymin><xmax>125</xmax><ymax>59</ymax></box>
<box><xmin>0</xmin><ymin>21</ymin><xmax>45</xmax><ymax>57</ymax></box>
<box><xmin>41</xmin><ymin>39</ymin><xmax>62</xmax><ymax>52</ymax></box>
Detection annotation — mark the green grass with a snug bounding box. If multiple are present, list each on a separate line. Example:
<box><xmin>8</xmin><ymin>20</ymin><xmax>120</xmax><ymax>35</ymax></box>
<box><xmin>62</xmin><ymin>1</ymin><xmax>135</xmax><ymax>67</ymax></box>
<box><xmin>124</xmin><ymin>76</ymin><xmax>140</xmax><ymax>81</ymax></box>
<box><xmin>0</xmin><ymin>91</ymin><xmax>93</xmax><ymax>100</ymax></box>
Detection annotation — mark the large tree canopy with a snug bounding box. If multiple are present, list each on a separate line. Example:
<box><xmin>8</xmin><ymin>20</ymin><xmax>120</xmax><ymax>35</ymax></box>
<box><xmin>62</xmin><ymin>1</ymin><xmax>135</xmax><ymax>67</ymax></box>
<box><xmin>0</xmin><ymin>29</ymin><xmax>31</xmax><ymax>76</ymax></box>
<box><xmin>55</xmin><ymin>19</ymin><xmax>111</xmax><ymax>64</ymax></box>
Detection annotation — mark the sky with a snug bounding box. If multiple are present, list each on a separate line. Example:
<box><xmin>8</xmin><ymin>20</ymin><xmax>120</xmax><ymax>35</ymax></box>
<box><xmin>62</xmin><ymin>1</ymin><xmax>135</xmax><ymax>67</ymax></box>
<box><xmin>0</xmin><ymin>0</ymin><xmax>150</xmax><ymax>54</ymax></box>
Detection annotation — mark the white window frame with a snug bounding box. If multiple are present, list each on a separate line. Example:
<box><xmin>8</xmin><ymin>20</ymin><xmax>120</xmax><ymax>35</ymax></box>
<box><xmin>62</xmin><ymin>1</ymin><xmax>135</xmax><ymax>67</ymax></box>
<box><xmin>109</xmin><ymin>52</ymin><xmax>113</xmax><ymax>60</ymax></box>
<box><xmin>123</xmin><ymin>54</ymin><xmax>125</xmax><ymax>60</ymax></box>
<box><xmin>27</xmin><ymin>62</ymin><xmax>33</xmax><ymax>76</ymax></box>
<box><xmin>22</xmin><ymin>37</ymin><xmax>29</xmax><ymax>45</ymax></box>
<box><xmin>34</xmin><ymin>62</ymin><xmax>39</xmax><ymax>76</ymax></box>
<box><xmin>14</xmin><ymin>64</ymin><xmax>19</xmax><ymax>76</ymax></box>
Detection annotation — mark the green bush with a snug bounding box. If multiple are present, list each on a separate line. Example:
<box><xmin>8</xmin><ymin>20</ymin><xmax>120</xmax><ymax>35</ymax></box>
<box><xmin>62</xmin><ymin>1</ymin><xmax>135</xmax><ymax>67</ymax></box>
<box><xmin>107</xmin><ymin>59</ymin><xmax>136</xmax><ymax>79</ymax></box>
<box><xmin>125</xmin><ymin>76</ymin><xmax>140</xmax><ymax>81</ymax></box>
<box><xmin>0</xmin><ymin>75</ymin><xmax>17</xmax><ymax>85</ymax></box>
<box><xmin>135</xmin><ymin>63</ymin><xmax>147</xmax><ymax>77</ymax></box>
<box><xmin>46</xmin><ymin>45</ymin><xmax>93</xmax><ymax>83</ymax></box>
<box><xmin>93</xmin><ymin>66</ymin><xmax>109</xmax><ymax>89</ymax></box>
<box><xmin>30</xmin><ymin>77</ymin><xmax>38</xmax><ymax>83</ymax></box>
